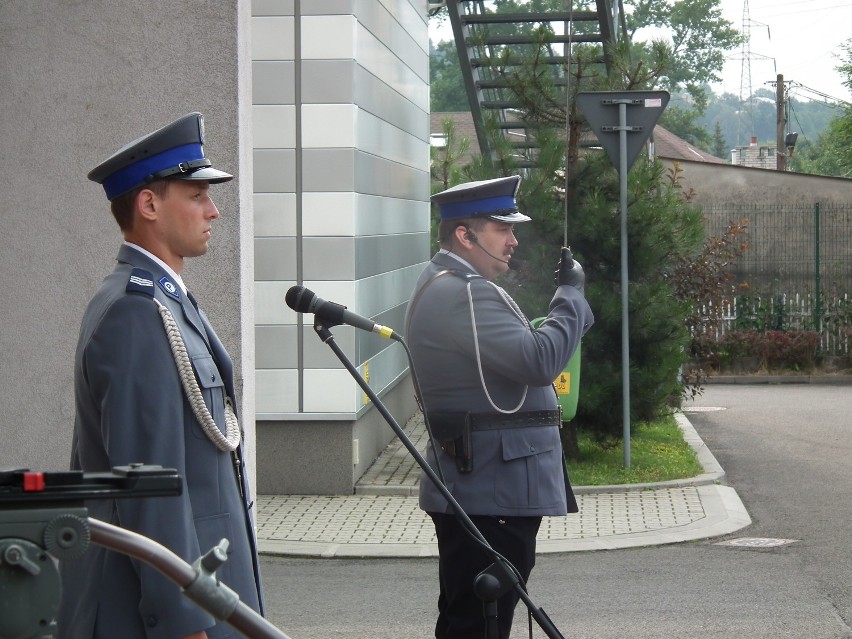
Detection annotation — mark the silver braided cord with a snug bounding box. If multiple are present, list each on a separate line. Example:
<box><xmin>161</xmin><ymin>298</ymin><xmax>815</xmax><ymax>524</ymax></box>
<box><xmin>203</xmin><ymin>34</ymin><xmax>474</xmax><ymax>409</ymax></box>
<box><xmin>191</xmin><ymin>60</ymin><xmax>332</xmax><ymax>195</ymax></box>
<box><xmin>465</xmin><ymin>281</ymin><xmax>528</xmax><ymax>414</ymax></box>
<box><xmin>153</xmin><ymin>299</ymin><xmax>241</xmax><ymax>452</ymax></box>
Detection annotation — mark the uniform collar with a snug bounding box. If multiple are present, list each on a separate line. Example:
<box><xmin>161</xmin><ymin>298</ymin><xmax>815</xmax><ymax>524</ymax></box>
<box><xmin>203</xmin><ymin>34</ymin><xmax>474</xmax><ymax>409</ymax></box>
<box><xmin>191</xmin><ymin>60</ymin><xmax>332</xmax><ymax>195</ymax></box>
<box><xmin>438</xmin><ymin>249</ymin><xmax>480</xmax><ymax>275</ymax></box>
<box><xmin>123</xmin><ymin>241</ymin><xmax>187</xmax><ymax>294</ymax></box>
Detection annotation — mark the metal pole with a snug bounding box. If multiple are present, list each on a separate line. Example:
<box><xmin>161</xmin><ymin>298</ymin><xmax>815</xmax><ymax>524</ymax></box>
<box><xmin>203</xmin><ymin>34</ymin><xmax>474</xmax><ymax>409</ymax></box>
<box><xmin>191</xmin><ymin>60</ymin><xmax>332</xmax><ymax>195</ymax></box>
<box><xmin>576</xmin><ymin>90</ymin><xmax>669</xmax><ymax>468</ymax></box>
<box><xmin>814</xmin><ymin>202</ymin><xmax>821</xmax><ymax>332</ymax></box>
<box><xmin>564</xmin><ymin>0</ymin><xmax>572</xmax><ymax>247</ymax></box>
<box><xmin>776</xmin><ymin>74</ymin><xmax>785</xmax><ymax>171</ymax></box>
<box><xmin>619</xmin><ymin>101</ymin><xmax>631</xmax><ymax>467</ymax></box>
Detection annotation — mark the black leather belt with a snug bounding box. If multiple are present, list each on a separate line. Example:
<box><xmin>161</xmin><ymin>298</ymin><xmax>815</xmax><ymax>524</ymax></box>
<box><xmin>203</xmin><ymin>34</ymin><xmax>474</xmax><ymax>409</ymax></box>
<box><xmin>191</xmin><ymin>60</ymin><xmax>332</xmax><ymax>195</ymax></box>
<box><xmin>468</xmin><ymin>409</ymin><xmax>561</xmax><ymax>431</ymax></box>
<box><xmin>425</xmin><ymin>409</ymin><xmax>561</xmax><ymax>474</ymax></box>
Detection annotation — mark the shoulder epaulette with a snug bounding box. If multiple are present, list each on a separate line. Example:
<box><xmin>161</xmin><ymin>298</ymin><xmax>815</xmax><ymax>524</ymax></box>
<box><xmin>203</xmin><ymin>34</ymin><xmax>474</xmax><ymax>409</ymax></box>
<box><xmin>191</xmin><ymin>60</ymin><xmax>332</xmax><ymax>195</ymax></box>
<box><xmin>447</xmin><ymin>269</ymin><xmax>483</xmax><ymax>281</ymax></box>
<box><xmin>126</xmin><ymin>268</ymin><xmax>156</xmax><ymax>297</ymax></box>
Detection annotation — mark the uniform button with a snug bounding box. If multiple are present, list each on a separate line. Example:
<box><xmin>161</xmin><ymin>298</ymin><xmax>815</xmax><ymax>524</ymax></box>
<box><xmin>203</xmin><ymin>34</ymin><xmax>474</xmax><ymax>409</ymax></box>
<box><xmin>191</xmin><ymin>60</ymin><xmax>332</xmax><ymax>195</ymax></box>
<box><xmin>530</xmin><ymin>446</ymin><xmax>536</xmax><ymax>452</ymax></box>
<box><xmin>146</xmin><ymin>616</ymin><xmax>158</xmax><ymax>627</ymax></box>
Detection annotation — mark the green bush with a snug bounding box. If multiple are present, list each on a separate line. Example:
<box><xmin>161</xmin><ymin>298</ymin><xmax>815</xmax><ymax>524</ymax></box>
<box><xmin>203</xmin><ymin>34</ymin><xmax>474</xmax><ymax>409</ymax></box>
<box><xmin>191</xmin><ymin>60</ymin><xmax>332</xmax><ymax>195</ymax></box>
<box><xmin>506</xmin><ymin>154</ymin><xmax>705</xmax><ymax>441</ymax></box>
<box><xmin>716</xmin><ymin>330</ymin><xmax>821</xmax><ymax>371</ymax></box>
<box><xmin>759</xmin><ymin>330</ymin><xmax>821</xmax><ymax>369</ymax></box>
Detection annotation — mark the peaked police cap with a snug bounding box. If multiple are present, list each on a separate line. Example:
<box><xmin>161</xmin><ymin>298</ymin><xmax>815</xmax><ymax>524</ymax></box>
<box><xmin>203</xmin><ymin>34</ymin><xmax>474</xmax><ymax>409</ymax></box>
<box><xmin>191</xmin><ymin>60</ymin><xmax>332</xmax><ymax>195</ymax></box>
<box><xmin>431</xmin><ymin>175</ymin><xmax>531</xmax><ymax>223</ymax></box>
<box><xmin>88</xmin><ymin>112</ymin><xmax>233</xmax><ymax>200</ymax></box>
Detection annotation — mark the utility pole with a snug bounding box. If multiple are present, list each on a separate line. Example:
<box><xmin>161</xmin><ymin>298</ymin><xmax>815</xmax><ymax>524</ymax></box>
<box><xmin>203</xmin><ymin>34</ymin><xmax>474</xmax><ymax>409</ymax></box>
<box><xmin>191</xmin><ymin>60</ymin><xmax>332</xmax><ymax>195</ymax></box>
<box><xmin>776</xmin><ymin>73</ymin><xmax>786</xmax><ymax>171</ymax></box>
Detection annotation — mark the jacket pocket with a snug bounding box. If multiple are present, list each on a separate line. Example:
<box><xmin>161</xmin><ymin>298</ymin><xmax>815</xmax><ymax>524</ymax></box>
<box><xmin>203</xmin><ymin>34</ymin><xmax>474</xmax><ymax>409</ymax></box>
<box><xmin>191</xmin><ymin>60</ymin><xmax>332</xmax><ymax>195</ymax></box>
<box><xmin>494</xmin><ymin>428</ymin><xmax>562</xmax><ymax>509</ymax></box>
<box><xmin>189</xmin><ymin>354</ymin><xmax>227</xmax><ymax>439</ymax></box>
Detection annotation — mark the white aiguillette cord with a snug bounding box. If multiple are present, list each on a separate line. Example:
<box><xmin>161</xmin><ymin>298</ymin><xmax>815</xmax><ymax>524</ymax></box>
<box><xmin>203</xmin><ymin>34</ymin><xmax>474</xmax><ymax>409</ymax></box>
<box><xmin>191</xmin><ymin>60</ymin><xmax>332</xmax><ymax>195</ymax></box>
<box><xmin>153</xmin><ymin>298</ymin><xmax>241</xmax><ymax>452</ymax></box>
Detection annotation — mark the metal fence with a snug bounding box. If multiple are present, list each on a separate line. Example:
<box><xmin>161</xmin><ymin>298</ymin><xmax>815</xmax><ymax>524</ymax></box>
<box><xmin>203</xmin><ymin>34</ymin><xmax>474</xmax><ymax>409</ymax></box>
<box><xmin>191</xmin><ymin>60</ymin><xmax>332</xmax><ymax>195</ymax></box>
<box><xmin>702</xmin><ymin>203</ymin><xmax>852</xmax><ymax>355</ymax></box>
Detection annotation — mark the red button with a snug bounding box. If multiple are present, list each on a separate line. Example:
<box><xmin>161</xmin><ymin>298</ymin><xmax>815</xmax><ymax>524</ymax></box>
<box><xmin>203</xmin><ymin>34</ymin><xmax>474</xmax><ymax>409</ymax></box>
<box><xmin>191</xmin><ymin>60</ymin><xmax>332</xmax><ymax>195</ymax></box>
<box><xmin>23</xmin><ymin>472</ymin><xmax>45</xmax><ymax>491</ymax></box>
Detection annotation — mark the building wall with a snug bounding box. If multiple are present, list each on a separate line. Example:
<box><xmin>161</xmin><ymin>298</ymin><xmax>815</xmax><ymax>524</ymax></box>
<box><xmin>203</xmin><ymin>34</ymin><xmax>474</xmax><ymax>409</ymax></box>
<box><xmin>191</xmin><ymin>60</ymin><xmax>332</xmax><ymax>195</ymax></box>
<box><xmin>661</xmin><ymin>159</ymin><xmax>852</xmax><ymax>207</ymax></box>
<box><xmin>730</xmin><ymin>139</ymin><xmax>777</xmax><ymax>170</ymax></box>
<box><xmin>0</xmin><ymin>0</ymin><xmax>430</xmax><ymax>497</ymax></box>
<box><xmin>251</xmin><ymin>1</ymin><xmax>429</xmax><ymax>494</ymax></box>
<box><xmin>661</xmin><ymin>159</ymin><xmax>852</xmax><ymax>301</ymax></box>
<box><xmin>0</xmin><ymin>2</ymin><xmax>255</xmax><ymax>488</ymax></box>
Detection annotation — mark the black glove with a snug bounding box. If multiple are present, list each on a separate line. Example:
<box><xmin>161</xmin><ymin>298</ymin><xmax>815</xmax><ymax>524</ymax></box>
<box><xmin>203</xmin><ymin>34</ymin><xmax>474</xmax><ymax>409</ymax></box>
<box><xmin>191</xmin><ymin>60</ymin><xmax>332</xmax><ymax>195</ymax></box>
<box><xmin>556</xmin><ymin>247</ymin><xmax>585</xmax><ymax>290</ymax></box>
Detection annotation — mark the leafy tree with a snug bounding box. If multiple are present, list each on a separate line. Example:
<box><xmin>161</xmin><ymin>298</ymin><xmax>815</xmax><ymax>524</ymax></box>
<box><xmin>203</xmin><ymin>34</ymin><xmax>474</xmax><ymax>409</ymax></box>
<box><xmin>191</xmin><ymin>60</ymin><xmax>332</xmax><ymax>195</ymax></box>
<box><xmin>430</xmin><ymin>40</ymin><xmax>468</xmax><ymax>111</ymax></box>
<box><xmin>789</xmin><ymin>119</ymin><xmax>852</xmax><ymax>178</ymax></box>
<box><xmin>659</xmin><ymin>100</ymin><xmax>712</xmax><ymax>150</ymax></box>
<box><xmin>625</xmin><ymin>0</ymin><xmax>742</xmax><ymax>93</ymax></box>
<box><xmin>788</xmin><ymin>40</ymin><xmax>852</xmax><ymax>177</ymax></box>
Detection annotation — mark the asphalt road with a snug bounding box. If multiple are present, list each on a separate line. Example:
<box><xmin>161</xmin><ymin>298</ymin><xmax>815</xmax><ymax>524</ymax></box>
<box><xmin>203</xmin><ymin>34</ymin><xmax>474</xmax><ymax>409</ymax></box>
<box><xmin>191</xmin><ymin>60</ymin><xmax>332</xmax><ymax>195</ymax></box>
<box><xmin>259</xmin><ymin>383</ymin><xmax>852</xmax><ymax>639</ymax></box>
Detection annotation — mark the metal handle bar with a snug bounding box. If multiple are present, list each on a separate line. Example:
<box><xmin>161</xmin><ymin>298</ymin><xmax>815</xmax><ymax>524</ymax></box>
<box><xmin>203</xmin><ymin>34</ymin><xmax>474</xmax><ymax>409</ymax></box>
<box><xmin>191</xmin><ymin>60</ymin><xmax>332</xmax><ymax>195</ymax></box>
<box><xmin>88</xmin><ymin>518</ymin><xmax>291</xmax><ymax>639</ymax></box>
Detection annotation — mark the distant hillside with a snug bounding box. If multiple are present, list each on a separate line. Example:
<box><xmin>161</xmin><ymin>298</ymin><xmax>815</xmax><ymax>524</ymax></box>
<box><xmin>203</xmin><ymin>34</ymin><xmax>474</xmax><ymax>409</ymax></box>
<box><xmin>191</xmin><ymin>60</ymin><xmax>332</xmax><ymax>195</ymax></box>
<box><xmin>698</xmin><ymin>88</ymin><xmax>842</xmax><ymax>153</ymax></box>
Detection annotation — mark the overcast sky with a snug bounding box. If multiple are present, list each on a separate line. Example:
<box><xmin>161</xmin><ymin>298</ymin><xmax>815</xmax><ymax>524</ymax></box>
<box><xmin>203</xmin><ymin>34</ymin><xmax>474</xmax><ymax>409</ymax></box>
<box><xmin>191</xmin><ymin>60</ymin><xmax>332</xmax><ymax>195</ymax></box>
<box><xmin>428</xmin><ymin>0</ymin><xmax>852</xmax><ymax>104</ymax></box>
<box><xmin>712</xmin><ymin>0</ymin><xmax>852</xmax><ymax>104</ymax></box>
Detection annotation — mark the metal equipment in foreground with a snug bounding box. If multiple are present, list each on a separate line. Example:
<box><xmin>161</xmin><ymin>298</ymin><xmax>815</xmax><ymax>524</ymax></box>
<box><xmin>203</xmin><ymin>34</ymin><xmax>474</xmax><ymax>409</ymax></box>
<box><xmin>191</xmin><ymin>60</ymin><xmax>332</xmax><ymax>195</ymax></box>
<box><xmin>0</xmin><ymin>465</ymin><xmax>290</xmax><ymax>639</ymax></box>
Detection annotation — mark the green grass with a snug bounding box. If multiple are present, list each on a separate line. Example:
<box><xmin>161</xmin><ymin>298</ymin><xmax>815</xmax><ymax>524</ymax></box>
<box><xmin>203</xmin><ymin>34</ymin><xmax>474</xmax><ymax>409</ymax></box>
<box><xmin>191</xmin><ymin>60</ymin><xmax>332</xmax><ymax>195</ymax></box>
<box><xmin>567</xmin><ymin>414</ymin><xmax>703</xmax><ymax>486</ymax></box>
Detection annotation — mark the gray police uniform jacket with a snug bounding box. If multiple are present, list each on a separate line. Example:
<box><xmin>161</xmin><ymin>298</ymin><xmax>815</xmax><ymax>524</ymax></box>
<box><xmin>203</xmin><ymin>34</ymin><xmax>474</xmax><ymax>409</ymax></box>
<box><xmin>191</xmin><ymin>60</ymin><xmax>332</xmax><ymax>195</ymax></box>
<box><xmin>59</xmin><ymin>245</ymin><xmax>262</xmax><ymax>639</ymax></box>
<box><xmin>405</xmin><ymin>252</ymin><xmax>594</xmax><ymax>518</ymax></box>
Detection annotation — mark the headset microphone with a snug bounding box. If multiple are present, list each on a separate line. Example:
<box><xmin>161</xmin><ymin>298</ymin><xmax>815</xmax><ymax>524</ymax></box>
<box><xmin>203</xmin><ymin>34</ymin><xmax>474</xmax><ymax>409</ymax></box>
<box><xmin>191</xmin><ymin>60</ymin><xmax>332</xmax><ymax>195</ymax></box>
<box><xmin>466</xmin><ymin>229</ymin><xmax>515</xmax><ymax>268</ymax></box>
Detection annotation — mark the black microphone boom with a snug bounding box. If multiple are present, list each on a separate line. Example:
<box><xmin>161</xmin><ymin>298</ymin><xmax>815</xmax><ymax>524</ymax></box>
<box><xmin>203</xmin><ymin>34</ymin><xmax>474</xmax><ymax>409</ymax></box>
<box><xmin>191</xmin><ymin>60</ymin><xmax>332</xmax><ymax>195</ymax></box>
<box><xmin>468</xmin><ymin>231</ymin><xmax>517</xmax><ymax>268</ymax></box>
<box><xmin>285</xmin><ymin>286</ymin><xmax>400</xmax><ymax>341</ymax></box>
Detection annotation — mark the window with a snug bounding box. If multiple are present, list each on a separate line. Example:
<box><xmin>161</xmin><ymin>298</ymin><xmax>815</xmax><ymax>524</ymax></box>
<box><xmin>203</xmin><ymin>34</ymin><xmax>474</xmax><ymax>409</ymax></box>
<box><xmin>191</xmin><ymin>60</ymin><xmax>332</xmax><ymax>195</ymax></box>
<box><xmin>430</xmin><ymin>134</ymin><xmax>447</xmax><ymax>148</ymax></box>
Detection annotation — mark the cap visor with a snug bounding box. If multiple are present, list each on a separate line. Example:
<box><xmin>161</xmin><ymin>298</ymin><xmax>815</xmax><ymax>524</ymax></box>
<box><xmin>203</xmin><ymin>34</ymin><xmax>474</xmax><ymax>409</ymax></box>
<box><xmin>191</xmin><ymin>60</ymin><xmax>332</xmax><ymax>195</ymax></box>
<box><xmin>173</xmin><ymin>166</ymin><xmax>234</xmax><ymax>184</ymax></box>
<box><xmin>488</xmin><ymin>211</ymin><xmax>532</xmax><ymax>223</ymax></box>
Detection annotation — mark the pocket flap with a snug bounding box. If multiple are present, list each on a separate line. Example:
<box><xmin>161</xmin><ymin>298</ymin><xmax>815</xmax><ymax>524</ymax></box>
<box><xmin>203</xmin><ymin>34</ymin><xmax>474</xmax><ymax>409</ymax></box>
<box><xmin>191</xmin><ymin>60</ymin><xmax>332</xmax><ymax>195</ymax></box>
<box><xmin>192</xmin><ymin>354</ymin><xmax>224</xmax><ymax>389</ymax></box>
<box><xmin>501</xmin><ymin>429</ymin><xmax>557</xmax><ymax>461</ymax></box>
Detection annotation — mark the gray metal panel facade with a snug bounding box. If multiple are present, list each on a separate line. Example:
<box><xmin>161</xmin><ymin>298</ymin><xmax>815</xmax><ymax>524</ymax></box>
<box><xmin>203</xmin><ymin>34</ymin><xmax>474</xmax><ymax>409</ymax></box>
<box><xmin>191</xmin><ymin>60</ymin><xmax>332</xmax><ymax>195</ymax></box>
<box><xmin>252</xmin><ymin>1</ymin><xmax>430</xmax><ymax>420</ymax></box>
<box><xmin>251</xmin><ymin>1</ymin><xmax>429</xmax><ymax>493</ymax></box>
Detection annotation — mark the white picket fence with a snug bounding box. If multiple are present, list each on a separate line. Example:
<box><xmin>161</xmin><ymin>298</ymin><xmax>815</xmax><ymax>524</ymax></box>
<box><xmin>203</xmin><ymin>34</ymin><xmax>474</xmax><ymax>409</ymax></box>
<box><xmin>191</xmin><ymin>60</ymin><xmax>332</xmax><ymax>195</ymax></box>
<box><xmin>697</xmin><ymin>293</ymin><xmax>851</xmax><ymax>355</ymax></box>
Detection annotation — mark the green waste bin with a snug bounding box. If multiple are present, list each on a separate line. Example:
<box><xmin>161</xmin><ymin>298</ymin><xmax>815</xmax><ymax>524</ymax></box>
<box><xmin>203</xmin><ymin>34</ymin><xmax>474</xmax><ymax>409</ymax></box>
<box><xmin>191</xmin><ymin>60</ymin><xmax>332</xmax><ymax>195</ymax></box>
<box><xmin>531</xmin><ymin>317</ymin><xmax>581</xmax><ymax>422</ymax></box>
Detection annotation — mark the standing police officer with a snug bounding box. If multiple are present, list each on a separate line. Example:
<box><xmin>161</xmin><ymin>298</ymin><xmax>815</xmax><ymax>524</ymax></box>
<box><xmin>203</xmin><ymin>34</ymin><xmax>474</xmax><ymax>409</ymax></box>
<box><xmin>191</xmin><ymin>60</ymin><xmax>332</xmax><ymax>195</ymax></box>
<box><xmin>58</xmin><ymin>113</ymin><xmax>263</xmax><ymax>638</ymax></box>
<box><xmin>405</xmin><ymin>175</ymin><xmax>593</xmax><ymax>639</ymax></box>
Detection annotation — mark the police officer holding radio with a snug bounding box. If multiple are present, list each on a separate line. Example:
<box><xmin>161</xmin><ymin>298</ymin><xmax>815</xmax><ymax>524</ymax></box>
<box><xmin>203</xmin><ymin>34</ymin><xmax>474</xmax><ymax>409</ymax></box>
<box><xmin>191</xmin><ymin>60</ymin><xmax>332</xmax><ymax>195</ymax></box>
<box><xmin>58</xmin><ymin>113</ymin><xmax>263</xmax><ymax>638</ymax></box>
<box><xmin>405</xmin><ymin>175</ymin><xmax>594</xmax><ymax>639</ymax></box>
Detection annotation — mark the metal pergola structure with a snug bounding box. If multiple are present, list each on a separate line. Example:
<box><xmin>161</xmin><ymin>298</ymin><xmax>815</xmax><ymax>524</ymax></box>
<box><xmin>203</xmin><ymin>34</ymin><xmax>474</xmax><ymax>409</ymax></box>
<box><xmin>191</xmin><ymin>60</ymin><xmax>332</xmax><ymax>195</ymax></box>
<box><xmin>441</xmin><ymin>0</ymin><xmax>626</xmax><ymax>166</ymax></box>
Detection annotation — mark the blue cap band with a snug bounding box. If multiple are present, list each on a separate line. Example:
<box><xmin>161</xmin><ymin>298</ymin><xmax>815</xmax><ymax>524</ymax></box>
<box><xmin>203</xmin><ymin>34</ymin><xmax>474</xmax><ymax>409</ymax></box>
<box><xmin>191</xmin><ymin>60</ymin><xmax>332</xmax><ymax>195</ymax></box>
<box><xmin>439</xmin><ymin>195</ymin><xmax>517</xmax><ymax>220</ymax></box>
<box><xmin>102</xmin><ymin>143</ymin><xmax>204</xmax><ymax>200</ymax></box>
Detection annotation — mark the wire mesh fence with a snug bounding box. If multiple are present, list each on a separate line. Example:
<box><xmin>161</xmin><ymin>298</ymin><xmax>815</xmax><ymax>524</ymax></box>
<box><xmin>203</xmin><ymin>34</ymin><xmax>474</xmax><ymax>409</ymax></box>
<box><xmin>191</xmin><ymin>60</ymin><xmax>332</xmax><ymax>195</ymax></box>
<box><xmin>702</xmin><ymin>202</ymin><xmax>852</xmax><ymax>356</ymax></box>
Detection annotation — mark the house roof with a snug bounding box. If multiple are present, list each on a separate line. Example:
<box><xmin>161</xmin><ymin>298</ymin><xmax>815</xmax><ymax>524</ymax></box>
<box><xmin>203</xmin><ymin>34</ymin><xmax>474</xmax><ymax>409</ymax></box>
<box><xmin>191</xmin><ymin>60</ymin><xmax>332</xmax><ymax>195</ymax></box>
<box><xmin>430</xmin><ymin>112</ymin><xmax>729</xmax><ymax>165</ymax></box>
<box><xmin>652</xmin><ymin>125</ymin><xmax>727</xmax><ymax>164</ymax></box>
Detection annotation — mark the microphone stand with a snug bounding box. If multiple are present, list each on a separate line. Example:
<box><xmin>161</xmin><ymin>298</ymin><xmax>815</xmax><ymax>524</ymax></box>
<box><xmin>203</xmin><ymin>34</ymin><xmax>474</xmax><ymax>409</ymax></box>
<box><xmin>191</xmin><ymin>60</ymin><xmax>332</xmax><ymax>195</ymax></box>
<box><xmin>310</xmin><ymin>317</ymin><xmax>566</xmax><ymax>639</ymax></box>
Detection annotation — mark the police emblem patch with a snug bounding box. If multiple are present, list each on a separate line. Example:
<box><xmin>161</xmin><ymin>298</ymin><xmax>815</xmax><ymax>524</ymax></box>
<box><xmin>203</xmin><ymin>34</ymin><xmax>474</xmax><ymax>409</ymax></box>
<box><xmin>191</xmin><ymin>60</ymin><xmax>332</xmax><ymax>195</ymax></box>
<box><xmin>158</xmin><ymin>276</ymin><xmax>181</xmax><ymax>301</ymax></box>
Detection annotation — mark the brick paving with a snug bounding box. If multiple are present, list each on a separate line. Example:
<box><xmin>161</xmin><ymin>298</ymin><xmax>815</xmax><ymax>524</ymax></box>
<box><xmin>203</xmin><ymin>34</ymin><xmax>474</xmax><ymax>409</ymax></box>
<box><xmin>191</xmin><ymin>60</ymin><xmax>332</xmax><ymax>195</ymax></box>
<box><xmin>255</xmin><ymin>413</ymin><xmax>750</xmax><ymax>557</ymax></box>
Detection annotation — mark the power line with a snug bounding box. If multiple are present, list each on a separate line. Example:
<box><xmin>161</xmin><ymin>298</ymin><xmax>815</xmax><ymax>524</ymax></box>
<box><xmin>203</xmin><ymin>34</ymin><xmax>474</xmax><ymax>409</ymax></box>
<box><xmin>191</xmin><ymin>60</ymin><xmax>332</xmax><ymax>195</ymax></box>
<box><xmin>743</xmin><ymin>2</ymin><xmax>852</xmax><ymax>19</ymax></box>
<box><xmin>787</xmin><ymin>82</ymin><xmax>851</xmax><ymax>108</ymax></box>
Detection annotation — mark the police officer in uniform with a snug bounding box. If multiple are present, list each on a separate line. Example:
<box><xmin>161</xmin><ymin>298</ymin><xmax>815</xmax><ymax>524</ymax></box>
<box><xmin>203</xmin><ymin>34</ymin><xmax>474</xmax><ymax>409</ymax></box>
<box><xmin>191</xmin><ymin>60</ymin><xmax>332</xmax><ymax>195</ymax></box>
<box><xmin>58</xmin><ymin>113</ymin><xmax>263</xmax><ymax>638</ymax></box>
<box><xmin>405</xmin><ymin>175</ymin><xmax>594</xmax><ymax>639</ymax></box>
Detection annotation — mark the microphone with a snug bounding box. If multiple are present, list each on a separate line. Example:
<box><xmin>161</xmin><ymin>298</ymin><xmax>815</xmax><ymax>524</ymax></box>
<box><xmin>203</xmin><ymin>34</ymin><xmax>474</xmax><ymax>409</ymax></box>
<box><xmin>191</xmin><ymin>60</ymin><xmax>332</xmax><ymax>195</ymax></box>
<box><xmin>468</xmin><ymin>231</ymin><xmax>517</xmax><ymax>269</ymax></box>
<box><xmin>285</xmin><ymin>286</ymin><xmax>400</xmax><ymax>341</ymax></box>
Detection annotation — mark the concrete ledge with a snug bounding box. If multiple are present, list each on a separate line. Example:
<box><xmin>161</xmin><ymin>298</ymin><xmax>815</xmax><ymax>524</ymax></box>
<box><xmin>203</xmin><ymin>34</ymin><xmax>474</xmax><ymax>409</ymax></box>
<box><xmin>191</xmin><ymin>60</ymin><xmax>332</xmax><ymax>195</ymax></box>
<box><xmin>707</xmin><ymin>374</ymin><xmax>852</xmax><ymax>385</ymax></box>
<box><xmin>535</xmin><ymin>485</ymin><xmax>751</xmax><ymax>553</ymax></box>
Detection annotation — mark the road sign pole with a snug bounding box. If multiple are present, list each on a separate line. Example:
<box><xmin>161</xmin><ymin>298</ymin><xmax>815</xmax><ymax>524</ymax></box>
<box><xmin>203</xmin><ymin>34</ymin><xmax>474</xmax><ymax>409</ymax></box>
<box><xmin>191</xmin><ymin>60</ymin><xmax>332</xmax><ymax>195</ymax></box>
<box><xmin>575</xmin><ymin>91</ymin><xmax>670</xmax><ymax>469</ymax></box>
<box><xmin>618</xmin><ymin>101</ymin><xmax>631</xmax><ymax>468</ymax></box>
